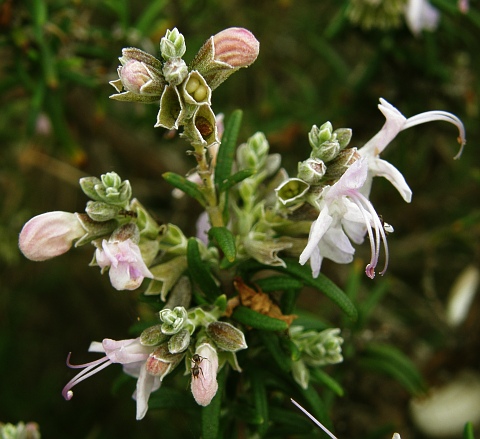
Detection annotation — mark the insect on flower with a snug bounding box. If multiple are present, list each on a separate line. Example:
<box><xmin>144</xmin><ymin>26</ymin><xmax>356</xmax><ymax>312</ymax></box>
<box><xmin>191</xmin><ymin>353</ymin><xmax>208</xmax><ymax>380</ymax></box>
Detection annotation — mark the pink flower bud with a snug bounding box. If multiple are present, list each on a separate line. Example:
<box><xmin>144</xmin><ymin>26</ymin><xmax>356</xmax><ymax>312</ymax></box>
<box><xmin>190</xmin><ymin>27</ymin><xmax>260</xmax><ymax>91</ymax></box>
<box><xmin>19</xmin><ymin>211</ymin><xmax>86</xmax><ymax>261</ymax></box>
<box><xmin>191</xmin><ymin>343</ymin><xmax>218</xmax><ymax>406</ymax></box>
<box><xmin>212</xmin><ymin>27</ymin><xmax>259</xmax><ymax>68</ymax></box>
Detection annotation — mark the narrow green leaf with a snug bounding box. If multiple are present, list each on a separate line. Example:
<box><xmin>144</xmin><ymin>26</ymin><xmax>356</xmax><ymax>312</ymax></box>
<box><xmin>208</xmin><ymin>227</ymin><xmax>236</xmax><ymax>262</ymax></box>
<box><xmin>241</xmin><ymin>259</ymin><xmax>357</xmax><ymax>321</ymax></box>
<box><xmin>282</xmin><ymin>259</ymin><xmax>357</xmax><ymax>321</ymax></box>
<box><xmin>268</xmin><ymin>406</ymin><xmax>313</xmax><ymax>434</ymax></box>
<box><xmin>232</xmin><ymin>306</ymin><xmax>288</xmax><ymax>332</ymax></box>
<box><xmin>361</xmin><ymin>343</ymin><xmax>426</xmax><ymax>395</ymax></box>
<box><xmin>163</xmin><ymin>172</ymin><xmax>206</xmax><ymax>206</ymax></box>
<box><xmin>202</xmin><ymin>366</ymin><xmax>227</xmax><ymax>439</ymax></box>
<box><xmin>218</xmin><ymin>168</ymin><xmax>255</xmax><ymax>192</ymax></box>
<box><xmin>186</xmin><ymin>238</ymin><xmax>221</xmax><ymax>301</ymax></box>
<box><xmin>464</xmin><ymin>422</ymin><xmax>475</xmax><ymax>439</ymax></box>
<box><xmin>215</xmin><ymin>109</ymin><xmax>243</xmax><ymax>189</ymax></box>
<box><xmin>310</xmin><ymin>368</ymin><xmax>344</xmax><ymax>397</ymax></box>
<box><xmin>250</xmin><ymin>371</ymin><xmax>269</xmax><ymax>435</ymax></box>
<box><xmin>254</xmin><ymin>276</ymin><xmax>303</xmax><ymax>293</ymax></box>
<box><xmin>258</xmin><ymin>331</ymin><xmax>291</xmax><ymax>374</ymax></box>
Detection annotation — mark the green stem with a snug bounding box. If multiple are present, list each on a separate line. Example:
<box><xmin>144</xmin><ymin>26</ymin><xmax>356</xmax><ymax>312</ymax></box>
<box><xmin>193</xmin><ymin>142</ymin><xmax>224</xmax><ymax>227</ymax></box>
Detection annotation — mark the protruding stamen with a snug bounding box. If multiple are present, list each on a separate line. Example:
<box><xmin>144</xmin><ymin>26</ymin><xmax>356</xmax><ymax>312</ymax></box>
<box><xmin>62</xmin><ymin>352</ymin><xmax>112</xmax><ymax>400</ymax></box>
<box><xmin>403</xmin><ymin>110</ymin><xmax>466</xmax><ymax>160</ymax></box>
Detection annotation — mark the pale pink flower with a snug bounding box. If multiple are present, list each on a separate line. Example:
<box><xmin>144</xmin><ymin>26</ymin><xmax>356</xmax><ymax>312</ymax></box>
<box><xmin>19</xmin><ymin>211</ymin><xmax>85</xmax><ymax>261</ymax></box>
<box><xmin>96</xmin><ymin>238</ymin><xmax>153</xmax><ymax>290</ymax></box>
<box><xmin>191</xmin><ymin>343</ymin><xmax>219</xmax><ymax>406</ymax></box>
<box><xmin>299</xmin><ymin>159</ymin><xmax>389</xmax><ymax>279</ymax></box>
<box><xmin>62</xmin><ymin>338</ymin><xmax>159</xmax><ymax>420</ymax></box>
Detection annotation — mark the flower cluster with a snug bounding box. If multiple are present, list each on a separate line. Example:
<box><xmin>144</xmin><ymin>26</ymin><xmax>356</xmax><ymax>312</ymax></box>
<box><xmin>275</xmin><ymin>98</ymin><xmax>465</xmax><ymax>279</ymax></box>
<box><xmin>110</xmin><ymin>27</ymin><xmax>259</xmax><ymax>148</ymax></box>
<box><xmin>62</xmin><ymin>298</ymin><xmax>247</xmax><ymax>419</ymax></box>
<box><xmin>290</xmin><ymin>326</ymin><xmax>344</xmax><ymax>389</ymax></box>
<box><xmin>17</xmin><ymin>25</ymin><xmax>468</xmax><ymax>433</ymax></box>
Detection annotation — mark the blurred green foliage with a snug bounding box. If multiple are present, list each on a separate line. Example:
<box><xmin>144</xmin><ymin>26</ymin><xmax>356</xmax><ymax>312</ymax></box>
<box><xmin>1</xmin><ymin>0</ymin><xmax>479</xmax><ymax>438</ymax></box>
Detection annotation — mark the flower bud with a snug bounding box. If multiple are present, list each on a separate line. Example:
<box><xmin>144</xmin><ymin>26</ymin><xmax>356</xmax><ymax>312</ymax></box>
<box><xmin>168</xmin><ymin>328</ymin><xmax>190</xmax><ymax>353</ymax></box>
<box><xmin>206</xmin><ymin>321</ymin><xmax>247</xmax><ymax>352</ymax></box>
<box><xmin>297</xmin><ymin>158</ymin><xmax>327</xmax><ymax>185</ymax></box>
<box><xmin>275</xmin><ymin>178</ymin><xmax>310</xmax><ymax>207</ymax></box>
<box><xmin>80</xmin><ymin>172</ymin><xmax>132</xmax><ymax>207</ymax></box>
<box><xmin>309</xmin><ymin>122</ymin><xmax>333</xmax><ymax>149</ymax></box>
<box><xmin>334</xmin><ymin>128</ymin><xmax>352</xmax><ymax>149</ymax></box>
<box><xmin>311</xmin><ymin>140</ymin><xmax>341</xmax><ymax>163</ymax></box>
<box><xmin>110</xmin><ymin>223</ymin><xmax>140</xmax><ymax>243</ymax></box>
<box><xmin>19</xmin><ymin>211</ymin><xmax>86</xmax><ymax>261</ymax></box>
<box><xmin>190</xmin><ymin>27</ymin><xmax>259</xmax><ymax>91</ymax></box>
<box><xmin>146</xmin><ymin>343</ymin><xmax>184</xmax><ymax>378</ymax></box>
<box><xmin>322</xmin><ymin>147</ymin><xmax>360</xmax><ymax>183</ymax></box>
<box><xmin>110</xmin><ymin>48</ymin><xmax>165</xmax><ymax>102</ymax></box>
<box><xmin>162</xmin><ymin>58</ymin><xmax>188</xmax><ymax>86</ymax></box>
<box><xmin>160</xmin><ymin>28</ymin><xmax>186</xmax><ymax>60</ymax></box>
<box><xmin>159</xmin><ymin>306</ymin><xmax>188</xmax><ymax>335</ymax></box>
<box><xmin>191</xmin><ymin>342</ymin><xmax>218</xmax><ymax>406</ymax></box>
<box><xmin>85</xmin><ymin>201</ymin><xmax>122</xmax><ymax>222</ymax></box>
<box><xmin>140</xmin><ymin>324</ymin><xmax>170</xmax><ymax>346</ymax></box>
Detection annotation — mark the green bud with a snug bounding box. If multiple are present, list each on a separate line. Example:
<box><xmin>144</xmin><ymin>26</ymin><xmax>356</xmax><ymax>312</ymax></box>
<box><xmin>144</xmin><ymin>255</ymin><xmax>188</xmax><ymax>300</ymax></box>
<box><xmin>168</xmin><ymin>328</ymin><xmax>191</xmax><ymax>353</ymax></box>
<box><xmin>162</xmin><ymin>58</ymin><xmax>188</xmax><ymax>86</ymax></box>
<box><xmin>206</xmin><ymin>321</ymin><xmax>248</xmax><ymax>352</ymax></box>
<box><xmin>140</xmin><ymin>324</ymin><xmax>170</xmax><ymax>346</ymax></box>
<box><xmin>333</xmin><ymin>128</ymin><xmax>352</xmax><ymax>149</ymax></box>
<box><xmin>160</xmin><ymin>28</ymin><xmax>186</xmax><ymax>60</ymax></box>
<box><xmin>79</xmin><ymin>176</ymin><xmax>103</xmax><ymax>201</ymax></box>
<box><xmin>311</xmin><ymin>140</ymin><xmax>341</xmax><ymax>163</ymax></box>
<box><xmin>297</xmin><ymin>158</ymin><xmax>327</xmax><ymax>185</ymax></box>
<box><xmin>85</xmin><ymin>201</ymin><xmax>122</xmax><ymax>222</ymax></box>
<box><xmin>290</xmin><ymin>326</ymin><xmax>344</xmax><ymax>367</ymax></box>
<box><xmin>291</xmin><ymin>358</ymin><xmax>309</xmax><ymax>389</ymax></box>
<box><xmin>275</xmin><ymin>178</ymin><xmax>310</xmax><ymax>207</ymax></box>
<box><xmin>309</xmin><ymin>122</ymin><xmax>332</xmax><ymax>149</ymax></box>
<box><xmin>159</xmin><ymin>306</ymin><xmax>188</xmax><ymax>335</ymax></box>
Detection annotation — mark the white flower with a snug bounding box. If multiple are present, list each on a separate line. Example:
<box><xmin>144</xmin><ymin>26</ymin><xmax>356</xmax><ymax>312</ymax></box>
<box><xmin>191</xmin><ymin>342</ymin><xmax>219</xmax><ymax>406</ymax></box>
<box><xmin>62</xmin><ymin>338</ymin><xmax>159</xmax><ymax>420</ymax></box>
<box><xmin>405</xmin><ymin>0</ymin><xmax>440</xmax><ymax>36</ymax></box>
<box><xmin>96</xmin><ymin>238</ymin><xmax>154</xmax><ymax>290</ymax></box>
<box><xmin>359</xmin><ymin>98</ymin><xmax>466</xmax><ymax>202</ymax></box>
<box><xmin>300</xmin><ymin>159</ymin><xmax>389</xmax><ymax>279</ymax></box>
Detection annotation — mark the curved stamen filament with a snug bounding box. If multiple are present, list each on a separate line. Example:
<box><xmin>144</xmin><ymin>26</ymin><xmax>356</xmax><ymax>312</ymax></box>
<box><xmin>62</xmin><ymin>353</ymin><xmax>112</xmax><ymax>400</ymax></box>
<box><xmin>349</xmin><ymin>191</ymin><xmax>389</xmax><ymax>278</ymax></box>
<box><xmin>403</xmin><ymin>111</ymin><xmax>466</xmax><ymax>160</ymax></box>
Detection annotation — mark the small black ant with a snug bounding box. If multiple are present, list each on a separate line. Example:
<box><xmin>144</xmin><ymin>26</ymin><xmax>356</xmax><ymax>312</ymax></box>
<box><xmin>191</xmin><ymin>353</ymin><xmax>208</xmax><ymax>380</ymax></box>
